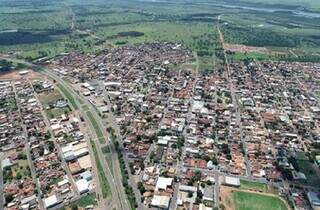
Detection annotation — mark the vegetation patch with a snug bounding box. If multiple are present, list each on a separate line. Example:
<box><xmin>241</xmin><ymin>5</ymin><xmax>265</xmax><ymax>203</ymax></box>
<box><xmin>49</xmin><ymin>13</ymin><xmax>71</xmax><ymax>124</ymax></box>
<box><xmin>114</xmin><ymin>138</ymin><xmax>137</xmax><ymax>210</ymax></box>
<box><xmin>86</xmin><ymin>111</ymin><xmax>105</xmax><ymax>144</ymax></box>
<box><xmin>59</xmin><ymin>194</ymin><xmax>97</xmax><ymax>210</ymax></box>
<box><xmin>239</xmin><ymin>180</ymin><xmax>277</xmax><ymax>194</ymax></box>
<box><xmin>46</xmin><ymin>106</ymin><xmax>71</xmax><ymax>119</ymax></box>
<box><xmin>296</xmin><ymin>152</ymin><xmax>320</xmax><ymax>187</ymax></box>
<box><xmin>90</xmin><ymin>139</ymin><xmax>111</xmax><ymax>198</ymax></box>
<box><xmin>108</xmin><ymin>31</ymin><xmax>144</xmax><ymax>39</ymax></box>
<box><xmin>57</xmin><ymin>84</ymin><xmax>78</xmax><ymax>110</ymax></box>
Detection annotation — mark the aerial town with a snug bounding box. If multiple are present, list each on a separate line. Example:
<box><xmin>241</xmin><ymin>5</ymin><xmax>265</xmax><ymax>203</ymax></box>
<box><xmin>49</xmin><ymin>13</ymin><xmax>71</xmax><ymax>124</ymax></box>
<box><xmin>1</xmin><ymin>77</ymin><xmax>96</xmax><ymax>209</ymax></box>
<box><xmin>1</xmin><ymin>42</ymin><xmax>320</xmax><ymax>210</ymax></box>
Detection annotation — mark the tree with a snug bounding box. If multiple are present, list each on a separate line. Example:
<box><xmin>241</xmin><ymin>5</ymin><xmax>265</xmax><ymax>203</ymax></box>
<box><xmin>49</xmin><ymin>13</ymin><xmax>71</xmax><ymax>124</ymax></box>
<box><xmin>18</xmin><ymin>153</ymin><xmax>27</xmax><ymax>160</ymax></box>
<box><xmin>200</xmin><ymin>182</ymin><xmax>205</xmax><ymax>188</ymax></box>
<box><xmin>5</xmin><ymin>194</ymin><xmax>13</xmax><ymax>203</ymax></box>
<box><xmin>71</xmin><ymin>205</ymin><xmax>78</xmax><ymax>210</ymax></box>
<box><xmin>149</xmin><ymin>151</ymin><xmax>155</xmax><ymax>161</ymax></box>
<box><xmin>212</xmin><ymin>156</ymin><xmax>218</xmax><ymax>165</ymax></box>
<box><xmin>194</xmin><ymin>170</ymin><xmax>202</xmax><ymax>182</ymax></box>
<box><xmin>16</xmin><ymin>172</ymin><xmax>22</xmax><ymax>180</ymax></box>
<box><xmin>0</xmin><ymin>59</ymin><xmax>13</xmax><ymax>72</ymax></box>
<box><xmin>137</xmin><ymin>182</ymin><xmax>146</xmax><ymax>194</ymax></box>
<box><xmin>197</xmin><ymin>190</ymin><xmax>203</xmax><ymax>199</ymax></box>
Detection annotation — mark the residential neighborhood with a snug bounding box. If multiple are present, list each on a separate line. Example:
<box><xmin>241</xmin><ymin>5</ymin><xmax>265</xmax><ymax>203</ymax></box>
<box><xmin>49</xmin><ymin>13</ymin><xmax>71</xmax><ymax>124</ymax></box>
<box><xmin>0</xmin><ymin>78</ymin><xmax>97</xmax><ymax>210</ymax></box>
<box><xmin>0</xmin><ymin>42</ymin><xmax>320</xmax><ymax>210</ymax></box>
<box><xmin>35</xmin><ymin>42</ymin><xmax>320</xmax><ymax>210</ymax></box>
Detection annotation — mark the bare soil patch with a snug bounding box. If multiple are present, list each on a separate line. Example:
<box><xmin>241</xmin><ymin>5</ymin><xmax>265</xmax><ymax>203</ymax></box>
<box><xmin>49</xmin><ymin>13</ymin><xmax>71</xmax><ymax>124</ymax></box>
<box><xmin>224</xmin><ymin>43</ymin><xmax>269</xmax><ymax>54</ymax></box>
<box><xmin>0</xmin><ymin>69</ymin><xmax>43</xmax><ymax>80</ymax></box>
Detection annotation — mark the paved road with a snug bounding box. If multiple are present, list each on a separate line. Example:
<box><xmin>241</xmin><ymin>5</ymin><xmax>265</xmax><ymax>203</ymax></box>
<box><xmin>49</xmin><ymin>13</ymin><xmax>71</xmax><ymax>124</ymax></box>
<box><xmin>12</xmin><ymin>83</ymin><xmax>45</xmax><ymax>210</ymax></box>
<box><xmin>43</xmin><ymin>70</ymin><xmax>129</xmax><ymax>210</ymax></box>
<box><xmin>98</xmin><ymin>81</ymin><xmax>145</xmax><ymax>210</ymax></box>
<box><xmin>0</xmin><ymin>152</ymin><xmax>4</xmax><ymax>210</ymax></box>
<box><xmin>30</xmin><ymin>80</ymin><xmax>80</xmax><ymax>197</ymax></box>
<box><xmin>0</xmin><ymin>55</ymin><xmax>128</xmax><ymax>210</ymax></box>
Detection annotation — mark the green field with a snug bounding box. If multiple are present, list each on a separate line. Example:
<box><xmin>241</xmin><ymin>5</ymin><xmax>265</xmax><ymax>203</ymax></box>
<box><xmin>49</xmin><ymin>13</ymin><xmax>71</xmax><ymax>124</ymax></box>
<box><xmin>46</xmin><ymin>106</ymin><xmax>71</xmax><ymax>119</ymax></box>
<box><xmin>86</xmin><ymin>111</ymin><xmax>105</xmax><ymax>144</ymax></box>
<box><xmin>56</xmin><ymin>83</ymin><xmax>78</xmax><ymax>110</ymax></box>
<box><xmin>38</xmin><ymin>89</ymin><xmax>72</xmax><ymax>118</ymax></box>
<box><xmin>90</xmin><ymin>139</ymin><xmax>111</xmax><ymax>198</ymax></box>
<box><xmin>240</xmin><ymin>0</ymin><xmax>320</xmax><ymax>12</ymax></box>
<box><xmin>59</xmin><ymin>194</ymin><xmax>97</xmax><ymax>210</ymax></box>
<box><xmin>239</xmin><ymin>180</ymin><xmax>279</xmax><ymax>195</ymax></box>
<box><xmin>1</xmin><ymin>0</ymin><xmax>319</xmax><ymax>63</ymax></box>
<box><xmin>240</xmin><ymin>180</ymin><xmax>269</xmax><ymax>192</ymax></box>
<box><xmin>232</xmin><ymin>191</ymin><xmax>288</xmax><ymax>210</ymax></box>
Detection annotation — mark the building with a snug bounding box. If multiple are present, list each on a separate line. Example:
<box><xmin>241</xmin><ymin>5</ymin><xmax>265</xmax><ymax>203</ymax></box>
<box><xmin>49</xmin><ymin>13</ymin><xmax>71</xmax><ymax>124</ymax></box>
<box><xmin>43</xmin><ymin>194</ymin><xmax>60</xmax><ymax>209</ymax></box>
<box><xmin>19</xmin><ymin>70</ymin><xmax>29</xmax><ymax>75</ymax></box>
<box><xmin>307</xmin><ymin>192</ymin><xmax>320</xmax><ymax>207</ymax></box>
<box><xmin>151</xmin><ymin>195</ymin><xmax>171</xmax><ymax>209</ymax></box>
<box><xmin>155</xmin><ymin>177</ymin><xmax>173</xmax><ymax>191</ymax></box>
<box><xmin>80</xmin><ymin>170</ymin><xmax>93</xmax><ymax>181</ymax></box>
<box><xmin>224</xmin><ymin>176</ymin><xmax>240</xmax><ymax>187</ymax></box>
<box><xmin>76</xmin><ymin>179</ymin><xmax>89</xmax><ymax>194</ymax></box>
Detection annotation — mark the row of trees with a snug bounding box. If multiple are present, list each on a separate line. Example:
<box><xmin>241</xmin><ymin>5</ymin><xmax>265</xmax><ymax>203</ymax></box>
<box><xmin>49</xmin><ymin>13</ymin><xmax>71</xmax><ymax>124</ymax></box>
<box><xmin>113</xmin><ymin>135</ymin><xmax>138</xmax><ymax>209</ymax></box>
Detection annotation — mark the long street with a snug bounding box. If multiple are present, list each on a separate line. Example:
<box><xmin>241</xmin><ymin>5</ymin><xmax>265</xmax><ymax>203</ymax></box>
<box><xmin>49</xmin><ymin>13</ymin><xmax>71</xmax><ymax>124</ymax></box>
<box><xmin>12</xmin><ymin>82</ymin><xmax>45</xmax><ymax>210</ymax></box>
<box><xmin>29</xmin><ymin>80</ymin><xmax>80</xmax><ymax>196</ymax></box>
<box><xmin>0</xmin><ymin>55</ymin><xmax>129</xmax><ymax>210</ymax></box>
<box><xmin>44</xmin><ymin>70</ymin><xmax>130</xmax><ymax>210</ymax></box>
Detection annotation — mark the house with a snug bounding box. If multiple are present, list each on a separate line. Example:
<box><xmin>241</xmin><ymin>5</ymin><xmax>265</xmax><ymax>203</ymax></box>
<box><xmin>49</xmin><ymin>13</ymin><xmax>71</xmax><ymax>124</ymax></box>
<box><xmin>80</xmin><ymin>170</ymin><xmax>93</xmax><ymax>181</ymax></box>
<box><xmin>151</xmin><ymin>195</ymin><xmax>171</xmax><ymax>209</ymax></box>
<box><xmin>156</xmin><ymin>177</ymin><xmax>173</xmax><ymax>191</ymax></box>
<box><xmin>2</xmin><ymin>158</ymin><xmax>14</xmax><ymax>169</ymax></box>
<box><xmin>177</xmin><ymin>185</ymin><xmax>197</xmax><ymax>206</ymax></box>
<box><xmin>202</xmin><ymin>186</ymin><xmax>214</xmax><ymax>202</ymax></box>
<box><xmin>224</xmin><ymin>176</ymin><xmax>240</xmax><ymax>187</ymax></box>
<box><xmin>43</xmin><ymin>194</ymin><xmax>60</xmax><ymax>209</ymax></box>
<box><xmin>307</xmin><ymin>192</ymin><xmax>320</xmax><ymax>207</ymax></box>
<box><xmin>76</xmin><ymin>179</ymin><xmax>89</xmax><ymax>194</ymax></box>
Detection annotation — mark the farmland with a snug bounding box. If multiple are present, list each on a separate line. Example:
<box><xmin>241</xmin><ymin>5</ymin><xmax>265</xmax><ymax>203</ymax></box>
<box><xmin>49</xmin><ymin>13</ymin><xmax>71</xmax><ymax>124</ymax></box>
<box><xmin>239</xmin><ymin>0</ymin><xmax>320</xmax><ymax>12</ymax></box>
<box><xmin>0</xmin><ymin>0</ymin><xmax>320</xmax><ymax>66</ymax></box>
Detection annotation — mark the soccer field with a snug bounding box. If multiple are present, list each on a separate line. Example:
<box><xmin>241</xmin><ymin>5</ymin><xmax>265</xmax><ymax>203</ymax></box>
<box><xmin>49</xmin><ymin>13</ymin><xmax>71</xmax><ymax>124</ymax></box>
<box><xmin>232</xmin><ymin>191</ymin><xmax>288</xmax><ymax>210</ymax></box>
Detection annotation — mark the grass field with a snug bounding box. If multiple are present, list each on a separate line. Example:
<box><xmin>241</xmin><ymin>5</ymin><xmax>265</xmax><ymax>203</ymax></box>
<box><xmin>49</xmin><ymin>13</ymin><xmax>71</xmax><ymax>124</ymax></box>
<box><xmin>232</xmin><ymin>191</ymin><xmax>288</xmax><ymax>210</ymax></box>
<box><xmin>57</xmin><ymin>83</ymin><xmax>78</xmax><ymax>110</ymax></box>
<box><xmin>90</xmin><ymin>139</ymin><xmax>111</xmax><ymax>198</ymax></box>
<box><xmin>240</xmin><ymin>180</ymin><xmax>269</xmax><ymax>192</ymax></box>
<box><xmin>86</xmin><ymin>111</ymin><xmax>105</xmax><ymax>144</ymax></box>
<box><xmin>38</xmin><ymin>89</ymin><xmax>72</xmax><ymax>118</ymax></box>
<box><xmin>59</xmin><ymin>194</ymin><xmax>97</xmax><ymax>210</ymax></box>
<box><xmin>38</xmin><ymin>90</ymin><xmax>64</xmax><ymax>106</ymax></box>
<box><xmin>46</xmin><ymin>106</ymin><xmax>71</xmax><ymax>119</ymax></box>
<box><xmin>240</xmin><ymin>180</ymin><xmax>279</xmax><ymax>195</ymax></box>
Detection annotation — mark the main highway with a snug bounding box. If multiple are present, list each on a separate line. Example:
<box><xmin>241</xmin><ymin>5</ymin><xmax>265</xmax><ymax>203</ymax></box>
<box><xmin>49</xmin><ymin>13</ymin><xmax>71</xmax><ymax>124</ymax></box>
<box><xmin>0</xmin><ymin>55</ymin><xmax>130</xmax><ymax>210</ymax></box>
<box><xmin>44</xmin><ymin>69</ymin><xmax>130</xmax><ymax>210</ymax></box>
